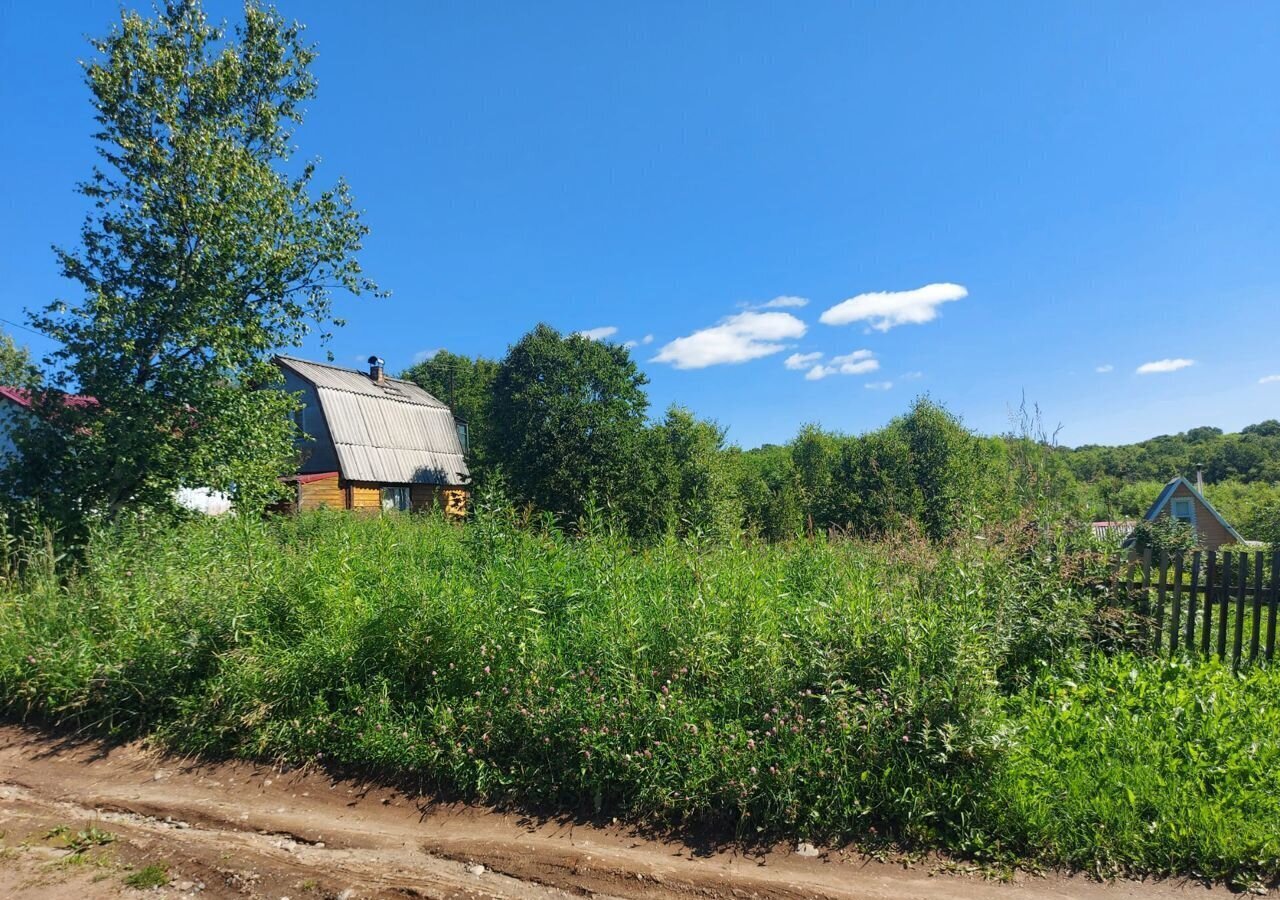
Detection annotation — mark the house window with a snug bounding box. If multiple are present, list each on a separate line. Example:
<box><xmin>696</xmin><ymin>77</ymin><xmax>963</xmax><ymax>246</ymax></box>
<box><xmin>1171</xmin><ymin>498</ymin><xmax>1193</xmax><ymax>524</ymax></box>
<box><xmin>291</xmin><ymin>403</ymin><xmax>308</xmax><ymax>435</ymax></box>
<box><xmin>381</xmin><ymin>486</ymin><xmax>411</xmax><ymax>512</ymax></box>
<box><xmin>456</xmin><ymin>421</ymin><xmax>470</xmax><ymax>453</ymax></box>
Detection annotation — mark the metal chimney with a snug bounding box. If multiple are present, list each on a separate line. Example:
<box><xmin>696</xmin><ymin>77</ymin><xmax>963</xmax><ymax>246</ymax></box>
<box><xmin>368</xmin><ymin>355</ymin><xmax>385</xmax><ymax>384</ymax></box>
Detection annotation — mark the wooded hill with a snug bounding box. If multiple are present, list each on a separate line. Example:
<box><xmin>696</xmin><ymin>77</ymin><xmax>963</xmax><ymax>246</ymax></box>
<box><xmin>1059</xmin><ymin>420</ymin><xmax>1280</xmax><ymax>485</ymax></box>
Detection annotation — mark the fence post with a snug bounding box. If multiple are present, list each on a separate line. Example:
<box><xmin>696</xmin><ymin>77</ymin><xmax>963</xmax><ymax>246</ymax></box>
<box><xmin>1140</xmin><ymin>548</ymin><xmax>1153</xmax><ymax>650</ymax></box>
<box><xmin>1202</xmin><ymin>551</ymin><xmax>1216</xmax><ymax>659</ymax></box>
<box><xmin>1249</xmin><ymin>552</ymin><xmax>1263</xmax><ymax>665</ymax></box>
<box><xmin>1155</xmin><ymin>551</ymin><xmax>1168</xmax><ymax>653</ymax></box>
<box><xmin>1218</xmin><ymin>551</ymin><xmax>1231</xmax><ymax>662</ymax></box>
<box><xmin>1267</xmin><ymin>549</ymin><xmax>1279</xmax><ymax>664</ymax></box>
<box><xmin>1185</xmin><ymin>551</ymin><xmax>1200</xmax><ymax>655</ymax></box>
<box><xmin>1170</xmin><ymin>552</ymin><xmax>1183</xmax><ymax>654</ymax></box>
<box><xmin>1233</xmin><ymin>553</ymin><xmax>1247</xmax><ymax>672</ymax></box>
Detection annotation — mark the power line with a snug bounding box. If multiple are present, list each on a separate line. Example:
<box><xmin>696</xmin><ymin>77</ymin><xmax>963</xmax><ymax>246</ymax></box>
<box><xmin>0</xmin><ymin>317</ymin><xmax>52</xmax><ymax>341</ymax></box>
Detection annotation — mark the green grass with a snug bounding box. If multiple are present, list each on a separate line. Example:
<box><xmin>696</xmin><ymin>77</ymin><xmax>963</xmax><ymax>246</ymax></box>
<box><xmin>991</xmin><ymin>656</ymin><xmax>1280</xmax><ymax>886</ymax></box>
<box><xmin>0</xmin><ymin>510</ymin><xmax>1276</xmax><ymax>885</ymax></box>
<box><xmin>123</xmin><ymin>863</ymin><xmax>169</xmax><ymax>889</ymax></box>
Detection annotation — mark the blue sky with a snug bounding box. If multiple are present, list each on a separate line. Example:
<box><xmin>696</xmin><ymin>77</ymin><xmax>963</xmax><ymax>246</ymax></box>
<box><xmin>2</xmin><ymin>1</ymin><xmax>1278</xmax><ymax>449</ymax></box>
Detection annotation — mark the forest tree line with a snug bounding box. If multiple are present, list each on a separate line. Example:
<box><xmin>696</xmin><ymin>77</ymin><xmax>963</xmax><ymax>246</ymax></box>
<box><xmin>404</xmin><ymin>325</ymin><xmax>1280</xmax><ymax>545</ymax></box>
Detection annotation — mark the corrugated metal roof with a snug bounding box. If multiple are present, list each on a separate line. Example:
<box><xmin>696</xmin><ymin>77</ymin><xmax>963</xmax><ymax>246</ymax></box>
<box><xmin>275</xmin><ymin>356</ymin><xmax>449</xmax><ymax>408</ymax></box>
<box><xmin>275</xmin><ymin>356</ymin><xmax>470</xmax><ymax>486</ymax></box>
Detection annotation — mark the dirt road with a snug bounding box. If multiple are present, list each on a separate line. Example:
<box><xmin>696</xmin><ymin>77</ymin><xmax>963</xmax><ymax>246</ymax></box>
<box><xmin>0</xmin><ymin>724</ymin><xmax>1238</xmax><ymax>899</ymax></box>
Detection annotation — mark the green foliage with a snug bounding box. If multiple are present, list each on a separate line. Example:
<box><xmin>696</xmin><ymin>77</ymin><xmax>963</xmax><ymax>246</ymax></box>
<box><xmin>0</xmin><ymin>513</ymin><xmax>1064</xmax><ymax>846</ymax></box>
<box><xmin>741</xmin><ymin>398</ymin><xmax>1007</xmax><ymax>541</ymax></box>
<box><xmin>66</xmin><ymin>826</ymin><xmax>116</xmax><ymax>855</ymax></box>
<box><xmin>732</xmin><ymin>444</ymin><xmax>803</xmax><ymax>542</ymax></box>
<box><xmin>2</xmin><ymin>513</ymin><xmax>1276</xmax><ymax>882</ymax></box>
<box><xmin>0</xmin><ymin>332</ymin><xmax>38</xmax><ymax>387</ymax></box>
<box><xmin>646</xmin><ymin>406</ymin><xmax>741</xmax><ymax>541</ymax></box>
<box><xmin>991</xmin><ymin>657</ymin><xmax>1280</xmax><ymax>885</ymax></box>
<box><xmin>401</xmin><ymin>351</ymin><xmax>500</xmax><ymax>481</ymax></box>
<box><xmin>898</xmin><ymin>397</ymin><xmax>981</xmax><ymax>540</ymax></box>
<box><xmin>1206</xmin><ymin>480</ymin><xmax>1280</xmax><ymax>546</ymax></box>
<box><xmin>1128</xmin><ymin>515</ymin><xmax>1200</xmax><ymax>555</ymax></box>
<box><xmin>124</xmin><ymin>864</ymin><xmax>169</xmax><ymax>889</ymax></box>
<box><xmin>10</xmin><ymin>0</ymin><xmax>378</xmax><ymax>527</ymax></box>
<box><xmin>490</xmin><ymin>324</ymin><xmax>650</xmax><ymax>526</ymax></box>
<box><xmin>1079</xmin><ymin>478</ymin><xmax>1279</xmax><ymax>545</ymax></box>
<box><xmin>1063</xmin><ymin>421</ymin><xmax>1280</xmax><ymax>485</ymax></box>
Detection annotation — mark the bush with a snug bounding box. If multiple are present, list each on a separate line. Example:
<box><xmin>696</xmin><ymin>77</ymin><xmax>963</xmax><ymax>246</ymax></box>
<box><xmin>2</xmin><ymin>512</ymin><xmax>1275</xmax><ymax>884</ymax></box>
<box><xmin>0</xmin><ymin>511</ymin><xmax>1055</xmax><ymax>846</ymax></box>
<box><xmin>988</xmin><ymin>656</ymin><xmax>1280</xmax><ymax>887</ymax></box>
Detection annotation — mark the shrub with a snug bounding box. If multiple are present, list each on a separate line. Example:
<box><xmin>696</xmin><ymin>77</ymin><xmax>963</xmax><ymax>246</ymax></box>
<box><xmin>2</xmin><ymin>512</ymin><xmax>1275</xmax><ymax>884</ymax></box>
<box><xmin>0</xmin><ymin>510</ymin><xmax>1042</xmax><ymax>845</ymax></box>
<box><xmin>987</xmin><ymin>656</ymin><xmax>1280</xmax><ymax>887</ymax></box>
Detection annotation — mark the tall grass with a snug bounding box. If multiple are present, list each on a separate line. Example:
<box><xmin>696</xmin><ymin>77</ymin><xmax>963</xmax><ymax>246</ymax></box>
<box><xmin>0</xmin><ymin>510</ymin><xmax>1276</xmax><ymax>884</ymax></box>
<box><xmin>990</xmin><ymin>656</ymin><xmax>1280</xmax><ymax>884</ymax></box>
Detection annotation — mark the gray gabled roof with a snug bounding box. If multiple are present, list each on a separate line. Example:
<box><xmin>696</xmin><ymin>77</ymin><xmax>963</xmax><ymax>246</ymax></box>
<box><xmin>1140</xmin><ymin>476</ymin><xmax>1244</xmax><ymax>543</ymax></box>
<box><xmin>275</xmin><ymin>356</ymin><xmax>470</xmax><ymax>486</ymax></box>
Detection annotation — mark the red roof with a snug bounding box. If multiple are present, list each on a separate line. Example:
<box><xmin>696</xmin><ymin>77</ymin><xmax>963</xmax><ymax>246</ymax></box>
<box><xmin>0</xmin><ymin>386</ymin><xmax>97</xmax><ymax>410</ymax></box>
<box><xmin>280</xmin><ymin>471</ymin><xmax>340</xmax><ymax>484</ymax></box>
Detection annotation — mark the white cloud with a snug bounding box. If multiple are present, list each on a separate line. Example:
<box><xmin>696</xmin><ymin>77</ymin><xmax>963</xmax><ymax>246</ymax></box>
<box><xmin>576</xmin><ymin>326</ymin><xmax>618</xmax><ymax>341</ymax></box>
<box><xmin>641</xmin><ymin>334</ymin><xmax>654</xmax><ymax>345</ymax></box>
<box><xmin>412</xmin><ymin>348</ymin><xmax>442</xmax><ymax>364</ymax></box>
<box><xmin>864</xmin><ymin>380</ymin><xmax>894</xmax><ymax>391</ymax></box>
<box><xmin>804</xmin><ymin>349</ymin><xmax>880</xmax><ymax>380</ymax></box>
<box><xmin>784</xmin><ymin>351</ymin><xmax>823</xmax><ymax>370</ymax></box>
<box><xmin>1095</xmin><ymin>364</ymin><xmax>1114</xmax><ymax>373</ymax></box>
<box><xmin>1260</xmin><ymin>374</ymin><xmax>1280</xmax><ymax>385</ymax></box>
<box><xmin>759</xmin><ymin>295</ymin><xmax>809</xmax><ymax>309</ymax></box>
<box><xmin>901</xmin><ymin>370</ymin><xmax>924</xmax><ymax>380</ymax></box>
<box><xmin>1136</xmin><ymin>358</ymin><xmax>1195</xmax><ymax>374</ymax></box>
<box><xmin>819</xmin><ymin>282</ymin><xmax>968</xmax><ymax>331</ymax></box>
<box><xmin>653</xmin><ymin>311</ymin><xmax>806</xmax><ymax>369</ymax></box>
<box><xmin>622</xmin><ymin>340</ymin><xmax>637</xmax><ymax>349</ymax></box>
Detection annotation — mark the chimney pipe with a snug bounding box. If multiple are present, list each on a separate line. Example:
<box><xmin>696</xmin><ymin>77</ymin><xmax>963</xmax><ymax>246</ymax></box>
<box><xmin>368</xmin><ymin>355</ymin><xmax>385</xmax><ymax>384</ymax></box>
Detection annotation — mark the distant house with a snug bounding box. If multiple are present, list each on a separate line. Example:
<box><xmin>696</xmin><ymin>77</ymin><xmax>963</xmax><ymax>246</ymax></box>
<box><xmin>0</xmin><ymin>386</ymin><xmax>233</xmax><ymax>515</ymax></box>
<box><xmin>1091</xmin><ymin>520</ymin><xmax>1136</xmax><ymax>542</ymax></box>
<box><xmin>0</xmin><ymin>386</ymin><xmax>96</xmax><ymax>464</ymax></box>
<box><xmin>274</xmin><ymin>355</ymin><xmax>470</xmax><ymax>515</ymax></box>
<box><xmin>1129</xmin><ymin>476</ymin><xmax>1245</xmax><ymax>551</ymax></box>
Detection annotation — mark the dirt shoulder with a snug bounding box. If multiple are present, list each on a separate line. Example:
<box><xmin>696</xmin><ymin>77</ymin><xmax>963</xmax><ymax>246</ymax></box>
<box><xmin>0</xmin><ymin>724</ymin><xmax>1239</xmax><ymax>899</ymax></box>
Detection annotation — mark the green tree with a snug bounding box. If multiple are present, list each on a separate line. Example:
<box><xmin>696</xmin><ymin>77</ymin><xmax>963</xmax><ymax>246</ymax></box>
<box><xmin>790</xmin><ymin>424</ymin><xmax>839</xmax><ymax>532</ymax></box>
<box><xmin>649</xmin><ymin>406</ymin><xmax>741</xmax><ymax>541</ymax></box>
<box><xmin>896</xmin><ymin>397</ymin><xmax>981</xmax><ymax>541</ymax></box>
<box><xmin>735</xmin><ymin>444</ymin><xmax>803</xmax><ymax>541</ymax></box>
<box><xmin>490</xmin><ymin>324</ymin><xmax>649</xmax><ymax>525</ymax></box>
<box><xmin>1242</xmin><ymin>420</ymin><xmax>1280</xmax><ymax>438</ymax></box>
<box><xmin>0</xmin><ymin>332</ymin><xmax>38</xmax><ymax>387</ymax></box>
<box><xmin>13</xmin><ymin>1</ymin><xmax>378</xmax><ymax>524</ymax></box>
<box><xmin>841</xmin><ymin>428</ymin><xmax>919</xmax><ymax>537</ymax></box>
<box><xmin>401</xmin><ymin>351</ymin><xmax>499</xmax><ymax>481</ymax></box>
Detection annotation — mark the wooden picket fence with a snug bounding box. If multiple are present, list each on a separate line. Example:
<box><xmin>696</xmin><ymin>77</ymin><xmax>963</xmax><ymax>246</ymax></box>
<box><xmin>1111</xmin><ymin>548</ymin><xmax>1280</xmax><ymax>669</ymax></box>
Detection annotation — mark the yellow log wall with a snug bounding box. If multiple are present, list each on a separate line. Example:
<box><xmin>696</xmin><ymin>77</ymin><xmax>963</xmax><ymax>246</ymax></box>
<box><xmin>298</xmin><ymin>477</ymin><xmax>345</xmax><ymax>511</ymax></box>
<box><xmin>348</xmin><ymin>483</ymin><xmax>382</xmax><ymax>512</ymax></box>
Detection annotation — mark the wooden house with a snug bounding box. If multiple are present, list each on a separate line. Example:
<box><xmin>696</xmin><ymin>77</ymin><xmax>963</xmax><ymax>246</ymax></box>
<box><xmin>1132</xmin><ymin>475</ymin><xmax>1245</xmax><ymax>551</ymax></box>
<box><xmin>0</xmin><ymin>386</ymin><xmax>96</xmax><ymax>460</ymax></box>
<box><xmin>0</xmin><ymin>387</ymin><xmax>234</xmax><ymax>514</ymax></box>
<box><xmin>274</xmin><ymin>355</ymin><xmax>470</xmax><ymax>515</ymax></box>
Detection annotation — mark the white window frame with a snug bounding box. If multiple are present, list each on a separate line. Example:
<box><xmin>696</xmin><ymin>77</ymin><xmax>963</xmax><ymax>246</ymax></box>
<box><xmin>380</xmin><ymin>486</ymin><xmax>411</xmax><ymax>512</ymax></box>
<box><xmin>1171</xmin><ymin>498</ymin><xmax>1194</xmax><ymax>525</ymax></box>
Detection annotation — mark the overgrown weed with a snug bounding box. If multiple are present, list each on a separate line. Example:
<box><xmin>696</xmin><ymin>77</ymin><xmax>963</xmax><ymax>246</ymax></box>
<box><xmin>0</xmin><ymin>509</ymin><xmax>1275</xmax><ymax>884</ymax></box>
